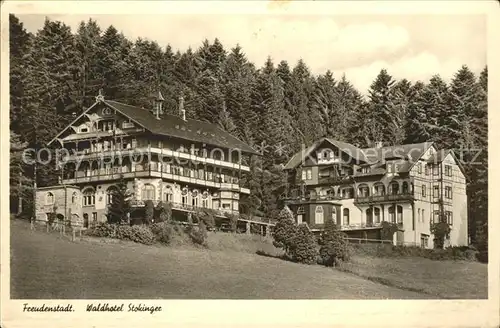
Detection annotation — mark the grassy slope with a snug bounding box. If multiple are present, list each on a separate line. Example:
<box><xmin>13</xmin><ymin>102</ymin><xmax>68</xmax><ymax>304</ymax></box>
<box><xmin>10</xmin><ymin>220</ymin><xmax>426</xmax><ymax>299</ymax></box>
<box><xmin>338</xmin><ymin>255</ymin><xmax>488</xmax><ymax>299</ymax></box>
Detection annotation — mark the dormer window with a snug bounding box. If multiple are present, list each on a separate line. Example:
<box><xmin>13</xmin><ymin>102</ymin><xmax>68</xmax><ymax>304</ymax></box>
<box><xmin>102</xmin><ymin>107</ymin><xmax>113</xmax><ymax>116</ymax></box>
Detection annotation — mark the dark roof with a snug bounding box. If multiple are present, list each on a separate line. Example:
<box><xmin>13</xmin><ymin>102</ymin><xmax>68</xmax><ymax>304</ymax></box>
<box><xmin>104</xmin><ymin>100</ymin><xmax>258</xmax><ymax>155</ymax></box>
<box><xmin>284</xmin><ymin>138</ymin><xmax>367</xmax><ymax>170</ymax></box>
<box><xmin>362</xmin><ymin>142</ymin><xmax>433</xmax><ymax>164</ymax></box>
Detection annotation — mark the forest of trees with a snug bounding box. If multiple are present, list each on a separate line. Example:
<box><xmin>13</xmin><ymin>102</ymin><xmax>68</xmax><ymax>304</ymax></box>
<box><xmin>9</xmin><ymin>15</ymin><xmax>488</xmax><ymax>249</ymax></box>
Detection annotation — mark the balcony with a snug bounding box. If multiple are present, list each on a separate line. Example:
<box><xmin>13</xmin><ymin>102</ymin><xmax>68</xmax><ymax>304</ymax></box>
<box><xmin>354</xmin><ymin>193</ymin><xmax>414</xmax><ymax>205</ymax></box>
<box><xmin>317</xmin><ymin>175</ymin><xmax>353</xmax><ymax>185</ymax></box>
<box><xmin>62</xmin><ymin>168</ymin><xmax>250</xmax><ymax>194</ymax></box>
<box><xmin>64</xmin><ymin>147</ymin><xmax>250</xmax><ymax>172</ymax></box>
<box><xmin>129</xmin><ymin>200</ymin><xmax>240</xmax><ymax>217</ymax></box>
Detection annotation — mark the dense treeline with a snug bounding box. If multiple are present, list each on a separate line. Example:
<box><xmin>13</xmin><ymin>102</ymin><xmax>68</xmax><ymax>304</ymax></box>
<box><xmin>9</xmin><ymin>15</ymin><xmax>487</xmax><ymax>249</ymax></box>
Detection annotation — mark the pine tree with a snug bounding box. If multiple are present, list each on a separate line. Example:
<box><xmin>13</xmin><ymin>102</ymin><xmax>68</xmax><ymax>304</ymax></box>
<box><xmin>107</xmin><ymin>177</ymin><xmax>134</xmax><ymax>224</ymax></box>
<box><xmin>404</xmin><ymin>81</ymin><xmax>430</xmax><ymax>143</ymax></box>
<box><xmin>74</xmin><ymin>19</ymin><xmax>103</xmax><ymax>109</ymax></box>
<box><xmin>272</xmin><ymin>207</ymin><xmax>298</xmax><ymax>256</ymax></box>
<box><xmin>292</xmin><ymin>224</ymin><xmax>318</xmax><ymax>264</ymax></box>
<box><xmin>10</xmin><ymin>132</ymin><xmax>32</xmax><ymax>215</ymax></box>
<box><xmin>96</xmin><ymin>25</ymin><xmax>133</xmax><ymax>100</ymax></box>
<box><xmin>9</xmin><ymin>14</ymin><xmax>32</xmax><ymax>132</ymax></box>
<box><xmin>366</xmin><ymin>69</ymin><xmax>399</xmax><ymax>145</ymax></box>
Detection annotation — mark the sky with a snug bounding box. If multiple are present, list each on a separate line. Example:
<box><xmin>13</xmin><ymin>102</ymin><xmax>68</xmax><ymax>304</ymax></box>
<box><xmin>17</xmin><ymin>13</ymin><xmax>486</xmax><ymax>93</ymax></box>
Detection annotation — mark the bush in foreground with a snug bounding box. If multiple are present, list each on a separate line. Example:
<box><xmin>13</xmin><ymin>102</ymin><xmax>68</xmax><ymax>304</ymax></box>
<box><xmin>272</xmin><ymin>207</ymin><xmax>298</xmax><ymax>257</ymax></box>
<box><xmin>319</xmin><ymin>218</ymin><xmax>351</xmax><ymax>267</ymax></box>
<box><xmin>291</xmin><ymin>224</ymin><xmax>318</xmax><ymax>264</ymax></box>
<box><xmin>116</xmin><ymin>225</ymin><xmax>155</xmax><ymax>245</ymax></box>
<box><xmin>150</xmin><ymin>222</ymin><xmax>175</xmax><ymax>245</ymax></box>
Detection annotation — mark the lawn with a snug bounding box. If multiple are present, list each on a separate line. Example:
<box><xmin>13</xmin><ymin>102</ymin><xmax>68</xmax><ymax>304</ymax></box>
<box><xmin>338</xmin><ymin>254</ymin><xmax>488</xmax><ymax>299</ymax></box>
<box><xmin>9</xmin><ymin>220</ymin><xmax>486</xmax><ymax>299</ymax></box>
<box><xmin>10</xmin><ymin>220</ymin><xmax>426</xmax><ymax>299</ymax></box>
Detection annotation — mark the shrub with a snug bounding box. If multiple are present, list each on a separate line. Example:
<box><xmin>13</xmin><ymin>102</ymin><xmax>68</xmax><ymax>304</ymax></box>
<box><xmin>272</xmin><ymin>207</ymin><xmax>298</xmax><ymax>257</ymax></box>
<box><xmin>431</xmin><ymin>220</ymin><xmax>451</xmax><ymax>249</ymax></box>
<box><xmin>116</xmin><ymin>225</ymin><xmax>155</xmax><ymax>245</ymax></box>
<box><xmin>319</xmin><ymin>218</ymin><xmax>350</xmax><ymax>267</ymax></box>
<box><xmin>150</xmin><ymin>222</ymin><xmax>175</xmax><ymax>245</ymax></box>
<box><xmin>144</xmin><ymin>200</ymin><xmax>155</xmax><ymax>224</ymax></box>
<box><xmin>380</xmin><ymin>221</ymin><xmax>398</xmax><ymax>241</ymax></box>
<box><xmin>225</xmin><ymin>213</ymin><xmax>239</xmax><ymax>232</ymax></box>
<box><xmin>85</xmin><ymin>222</ymin><xmax>117</xmax><ymax>238</ymax></box>
<box><xmin>187</xmin><ymin>221</ymin><xmax>208</xmax><ymax>247</ymax></box>
<box><xmin>291</xmin><ymin>224</ymin><xmax>318</xmax><ymax>264</ymax></box>
<box><xmin>155</xmin><ymin>201</ymin><xmax>172</xmax><ymax>223</ymax></box>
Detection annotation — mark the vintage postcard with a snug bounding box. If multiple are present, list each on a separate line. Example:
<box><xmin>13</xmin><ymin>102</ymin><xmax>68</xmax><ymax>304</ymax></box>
<box><xmin>1</xmin><ymin>1</ymin><xmax>499</xmax><ymax>327</ymax></box>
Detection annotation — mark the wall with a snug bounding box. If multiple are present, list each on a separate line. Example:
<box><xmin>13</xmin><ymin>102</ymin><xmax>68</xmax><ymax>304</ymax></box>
<box><xmin>35</xmin><ymin>186</ymin><xmax>82</xmax><ymax>226</ymax></box>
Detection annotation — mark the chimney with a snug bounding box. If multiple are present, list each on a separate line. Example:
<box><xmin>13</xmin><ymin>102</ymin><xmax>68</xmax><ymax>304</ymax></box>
<box><xmin>179</xmin><ymin>95</ymin><xmax>186</xmax><ymax>121</ymax></box>
<box><xmin>374</xmin><ymin>141</ymin><xmax>383</xmax><ymax>148</ymax></box>
<box><xmin>154</xmin><ymin>90</ymin><xmax>164</xmax><ymax>120</ymax></box>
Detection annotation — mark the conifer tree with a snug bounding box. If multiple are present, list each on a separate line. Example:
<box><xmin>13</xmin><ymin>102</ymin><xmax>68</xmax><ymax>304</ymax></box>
<box><xmin>107</xmin><ymin>177</ymin><xmax>134</xmax><ymax>224</ymax></box>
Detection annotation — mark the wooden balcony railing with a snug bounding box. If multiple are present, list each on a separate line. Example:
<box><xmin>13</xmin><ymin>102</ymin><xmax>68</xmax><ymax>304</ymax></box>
<box><xmin>354</xmin><ymin>193</ymin><xmax>414</xmax><ymax>204</ymax></box>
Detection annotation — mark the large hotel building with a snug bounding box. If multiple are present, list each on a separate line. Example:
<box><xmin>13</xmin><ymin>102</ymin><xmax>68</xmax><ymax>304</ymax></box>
<box><xmin>34</xmin><ymin>92</ymin><xmax>264</xmax><ymax>230</ymax></box>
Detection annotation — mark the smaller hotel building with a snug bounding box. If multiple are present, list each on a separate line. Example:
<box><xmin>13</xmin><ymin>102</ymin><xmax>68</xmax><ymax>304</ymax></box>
<box><xmin>282</xmin><ymin>138</ymin><xmax>468</xmax><ymax>248</ymax></box>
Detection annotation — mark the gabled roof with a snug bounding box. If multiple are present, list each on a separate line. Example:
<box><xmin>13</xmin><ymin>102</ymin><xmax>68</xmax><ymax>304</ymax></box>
<box><xmin>427</xmin><ymin>149</ymin><xmax>451</xmax><ymax>164</ymax></box>
<box><xmin>428</xmin><ymin>149</ymin><xmax>467</xmax><ymax>178</ymax></box>
<box><xmin>284</xmin><ymin>138</ymin><xmax>367</xmax><ymax>170</ymax></box>
<box><xmin>50</xmin><ymin>99</ymin><xmax>258</xmax><ymax>155</ymax></box>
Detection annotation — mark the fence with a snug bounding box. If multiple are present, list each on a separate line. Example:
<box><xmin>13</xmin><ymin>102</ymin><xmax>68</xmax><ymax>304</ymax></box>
<box><xmin>29</xmin><ymin>218</ymin><xmax>84</xmax><ymax>242</ymax></box>
<box><xmin>344</xmin><ymin>237</ymin><xmax>393</xmax><ymax>245</ymax></box>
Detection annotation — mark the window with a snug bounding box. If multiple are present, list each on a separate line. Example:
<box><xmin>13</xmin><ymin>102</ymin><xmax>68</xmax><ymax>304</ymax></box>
<box><xmin>106</xmin><ymin>186</ymin><xmax>118</xmax><ymax>204</ymax></box>
<box><xmin>306</xmin><ymin>169</ymin><xmax>312</xmax><ymax>180</ymax></box>
<box><xmin>420</xmin><ymin>234</ymin><xmax>429</xmax><ymax>248</ymax></box>
<box><xmin>388</xmin><ymin>206</ymin><xmax>395</xmax><ymax>223</ymax></box>
<box><xmin>92</xmin><ymin>212</ymin><xmax>97</xmax><ymax>222</ymax></box>
<box><xmin>445</xmin><ymin>165</ymin><xmax>452</xmax><ymax>177</ymax></box>
<box><xmin>422</xmin><ymin>185</ymin><xmax>426</xmax><ymax>198</ymax></box>
<box><xmin>342</xmin><ymin>208</ymin><xmax>350</xmax><ymax>226</ymax></box>
<box><xmin>432</xmin><ymin>165</ymin><xmax>439</xmax><ymax>176</ymax></box>
<box><xmin>397</xmin><ymin>205</ymin><xmax>403</xmax><ymax>224</ymax></box>
<box><xmin>102</xmin><ymin>107</ymin><xmax>112</xmax><ymax>116</ymax></box>
<box><xmin>80</xmin><ymin>127</ymin><xmax>88</xmax><ymax>133</ymax></box>
<box><xmin>201</xmin><ymin>192</ymin><xmax>209</xmax><ymax>208</ymax></box>
<box><xmin>142</xmin><ymin>184</ymin><xmax>155</xmax><ymax>201</ymax></box>
<box><xmin>301</xmin><ymin>169</ymin><xmax>306</xmax><ymax>181</ymax></box>
<box><xmin>71</xmin><ymin>192</ymin><xmax>78</xmax><ymax>205</ymax></box>
<box><xmin>418</xmin><ymin>209</ymin><xmax>421</xmax><ymax>223</ymax></box>
<box><xmin>297</xmin><ymin>214</ymin><xmax>303</xmax><ymax>224</ymax></box>
<box><xmin>431</xmin><ymin>211</ymin><xmax>440</xmax><ymax>225</ymax></box>
<box><xmin>222</xmin><ymin>203</ymin><xmax>231</xmax><ymax>209</ymax></box>
<box><xmin>445</xmin><ymin>186</ymin><xmax>453</xmax><ymax>199</ymax></box>
<box><xmin>362</xmin><ymin>166</ymin><xmax>370</xmax><ymax>173</ymax></box>
<box><xmin>373</xmin><ymin>183</ymin><xmax>385</xmax><ymax>196</ymax></box>
<box><xmin>424</xmin><ymin>165</ymin><xmax>429</xmax><ymax>175</ymax></box>
<box><xmin>389</xmin><ymin>182</ymin><xmax>399</xmax><ymax>195</ymax></box>
<box><xmin>422</xmin><ymin>210</ymin><xmax>425</xmax><ymax>223</ymax></box>
<box><xmin>83</xmin><ymin>188</ymin><xmax>95</xmax><ymax>206</ymax></box>
<box><xmin>402</xmin><ymin>182</ymin><xmax>409</xmax><ymax>194</ymax></box>
<box><xmin>433</xmin><ymin>185</ymin><xmax>440</xmax><ymax>198</ymax></box>
<box><xmin>387</xmin><ymin>163</ymin><xmax>393</xmax><ymax>173</ymax></box>
<box><xmin>181</xmin><ymin>188</ymin><xmax>188</xmax><ymax>205</ymax></box>
<box><xmin>358</xmin><ymin>184</ymin><xmax>369</xmax><ymax>197</ymax></box>
<box><xmin>332</xmin><ymin>207</ymin><xmax>337</xmax><ymax>222</ymax></box>
<box><xmin>374</xmin><ymin>207</ymin><xmax>381</xmax><ymax>223</ymax></box>
<box><xmin>164</xmin><ymin>189</ymin><xmax>173</xmax><ymax>202</ymax></box>
<box><xmin>46</xmin><ymin>192</ymin><xmax>55</xmax><ymax>205</ymax></box>
<box><xmin>446</xmin><ymin>211</ymin><xmax>453</xmax><ymax>225</ymax></box>
<box><xmin>315</xmin><ymin>206</ymin><xmax>324</xmax><ymax>224</ymax></box>
<box><xmin>192</xmin><ymin>190</ymin><xmax>199</xmax><ymax>207</ymax></box>
<box><xmin>297</xmin><ymin>206</ymin><xmax>305</xmax><ymax>214</ymax></box>
<box><xmin>417</xmin><ymin>163</ymin><xmax>422</xmax><ymax>174</ymax></box>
